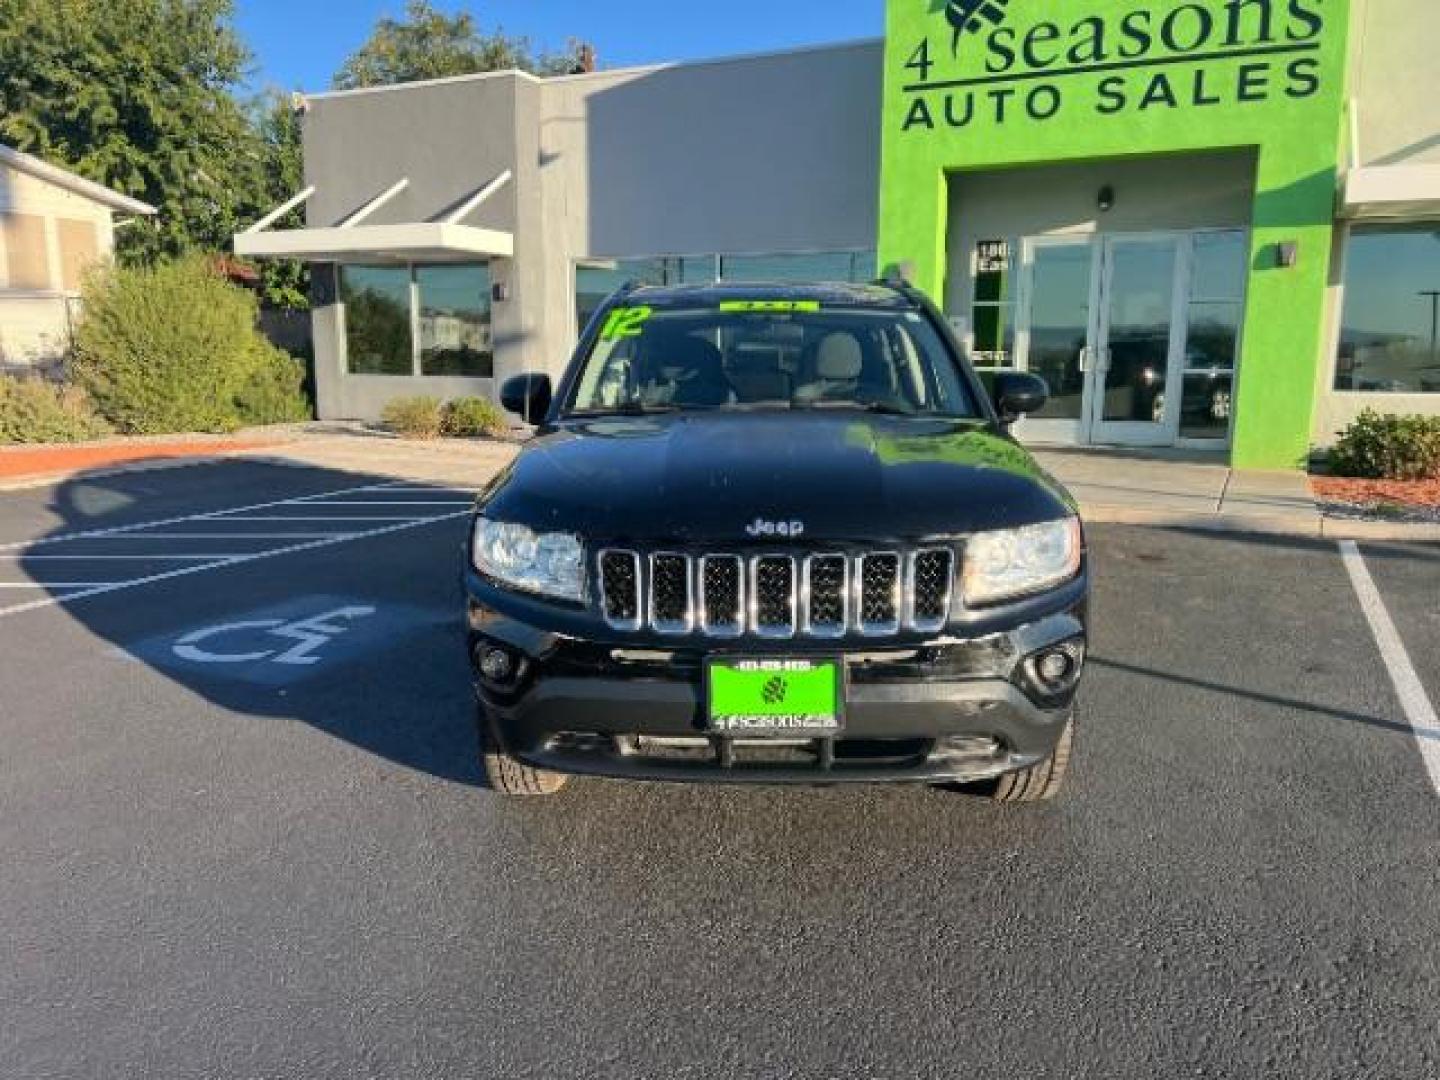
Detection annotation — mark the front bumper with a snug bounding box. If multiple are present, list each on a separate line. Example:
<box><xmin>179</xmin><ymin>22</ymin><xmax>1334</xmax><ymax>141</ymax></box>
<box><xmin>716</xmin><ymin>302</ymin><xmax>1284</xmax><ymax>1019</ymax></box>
<box><xmin>465</xmin><ymin>575</ymin><xmax>1086</xmax><ymax>786</ymax></box>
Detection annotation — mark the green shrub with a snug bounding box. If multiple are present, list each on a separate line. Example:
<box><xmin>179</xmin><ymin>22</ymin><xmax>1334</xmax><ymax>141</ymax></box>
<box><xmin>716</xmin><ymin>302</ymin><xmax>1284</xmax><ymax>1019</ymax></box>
<box><xmin>441</xmin><ymin>396</ymin><xmax>508</xmax><ymax>438</ymax></box>
<box><xmin>71</xmin><ymin>256</ymin><xmax>310</xmax><ymax>434</ymax></box>
<box><xmin>382</xmin><ymin>396</ymin><xmax>443</xmax><ymax>438</ymax></box>
<box><xmin>0</xmin><ymin>376</ymin><xmax>112</xmax><ymax>444</ymax></box>
<box><xmin>1329</xmin><ymin>409</ymin><xmax>1440</xmax><ymax>481</ymax></box>
<box><xmin>236</xmin><ymin>348</ymin><xmax>311</xmax><ymax>426</ymax></box>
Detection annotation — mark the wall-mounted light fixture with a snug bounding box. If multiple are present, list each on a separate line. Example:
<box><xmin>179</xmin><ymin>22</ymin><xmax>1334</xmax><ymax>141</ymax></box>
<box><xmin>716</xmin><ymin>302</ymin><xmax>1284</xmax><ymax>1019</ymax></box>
<box><xmin>1097</xmin><ymin>185</ymin><xmax>1116</xmax><ymax>213</ymax></box>
<box><xmin>492</xmin><ymin>281</ymin><xmax>512</xmax><ymax>302</ymax></box>
<box><xmin>1275</xmin><ymin>241</ymin><xmax>1299</xmax><ymax>269</ymax></box>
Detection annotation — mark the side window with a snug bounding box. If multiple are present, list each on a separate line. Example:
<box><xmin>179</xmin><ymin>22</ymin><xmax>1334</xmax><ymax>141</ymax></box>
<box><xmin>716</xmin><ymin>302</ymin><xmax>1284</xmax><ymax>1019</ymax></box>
<box><xmin>575</xmin><ymin>335</ymin><xmax>638</xmax><ymax>408</ymax></box>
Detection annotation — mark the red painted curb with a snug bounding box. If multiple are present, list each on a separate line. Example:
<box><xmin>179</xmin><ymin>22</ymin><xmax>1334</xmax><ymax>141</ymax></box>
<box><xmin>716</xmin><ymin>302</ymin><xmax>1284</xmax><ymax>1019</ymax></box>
<box><xmin>0</xmin><ymin>441</ymin><xmax>279</xmax><ymax>481</ymax></box>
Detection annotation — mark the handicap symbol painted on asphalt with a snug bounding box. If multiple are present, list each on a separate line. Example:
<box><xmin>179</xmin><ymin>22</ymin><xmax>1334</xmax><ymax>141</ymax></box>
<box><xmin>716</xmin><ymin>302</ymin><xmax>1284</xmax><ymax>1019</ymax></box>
<box><xmin>129</xmin><ymin>595</ymin><xmax>446</xmax><ymax>686</ymax></box>
<box><xmin>172</xmin><ymin>606</ymin><xmax>377</xmax><ymax>666</ymax></box>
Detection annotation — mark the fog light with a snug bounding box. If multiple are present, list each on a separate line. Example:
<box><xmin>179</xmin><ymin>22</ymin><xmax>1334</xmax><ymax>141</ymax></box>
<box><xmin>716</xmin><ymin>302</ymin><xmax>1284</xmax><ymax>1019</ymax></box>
<box><xmin>480</xmin><ymin>647</ymin><xmax>514</xmax><ymax>682</ymax></box>
<box><xmin>1036</xmin><ymin>651</ymin><xmax>1073</xmax><ymax>687</ymax></box>
<box><xmin>1024</xmin><ymin>639</ymin><xmax>1085</xmax><ymax>698</ymax></box>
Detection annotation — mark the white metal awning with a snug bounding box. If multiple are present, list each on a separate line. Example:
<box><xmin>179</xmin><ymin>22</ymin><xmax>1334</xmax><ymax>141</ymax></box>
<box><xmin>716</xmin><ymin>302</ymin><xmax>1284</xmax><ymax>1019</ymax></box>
<box><xmin>234</xmin><ymin>221</ymin><xmax>514</xmax><ymax>263</ymax></box>
<box><xmin>1342</xmin><ymin>164</ymin><xmax>1440</xmax><ymax>221</ymax></box>
<box><xmin>233</xmin><ymin>171</ymin><xmax>514</xmax><ymax>263</ymax></box>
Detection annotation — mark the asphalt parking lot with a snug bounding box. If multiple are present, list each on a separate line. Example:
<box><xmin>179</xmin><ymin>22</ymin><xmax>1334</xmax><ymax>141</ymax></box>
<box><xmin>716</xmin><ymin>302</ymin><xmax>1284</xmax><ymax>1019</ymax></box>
<box><xmin>1</xmin><ymin>459</ymin><xmax>1437</xmax><ymax>1079</ymax></box>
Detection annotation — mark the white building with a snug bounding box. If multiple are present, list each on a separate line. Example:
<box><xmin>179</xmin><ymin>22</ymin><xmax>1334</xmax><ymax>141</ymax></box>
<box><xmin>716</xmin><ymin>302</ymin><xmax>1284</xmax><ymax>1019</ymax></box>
<box><xmin>0</xmin><ymin>143</ymin><xmax>155</xmax><ymax>372</ymax></box>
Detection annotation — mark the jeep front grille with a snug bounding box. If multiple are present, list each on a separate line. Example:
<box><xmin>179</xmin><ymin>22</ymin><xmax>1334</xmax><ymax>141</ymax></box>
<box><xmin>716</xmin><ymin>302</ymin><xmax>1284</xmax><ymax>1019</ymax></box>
<box><xmin>599</xmin><ymin>550</ymin><xmax>641</xmax><ymax>630</ymax></box>
<box><xmin>649</xmin><ymin>553</ymin><xmax>692</xmax><ymax>634</ymax></box>
<box><xmin>597</xmin><ymin>548</ymin><xmax>955</xmax><ymax>638</ymax></box>
<box><xmin>859</xmin><ymin>553</ymin><xmax>902</xmax><ymax>636</ymax></box>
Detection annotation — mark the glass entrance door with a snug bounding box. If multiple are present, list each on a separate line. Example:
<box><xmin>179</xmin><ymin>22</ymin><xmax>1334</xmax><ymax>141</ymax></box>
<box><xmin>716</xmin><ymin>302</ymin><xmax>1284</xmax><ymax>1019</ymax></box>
<box><xmin>1090</xmin><ymin>235</ymin><xmax>1184</xmax><ymax>447</ymax></box>
<box><xmin>1013</xmin><ymin>230</ymin><xmax>1245</xmax><ymax>447</ymax></box>
<box><xmin>1015</xmin><ymin>237</ymin><xmax>1099</xmax><ymax>445</ymax></box>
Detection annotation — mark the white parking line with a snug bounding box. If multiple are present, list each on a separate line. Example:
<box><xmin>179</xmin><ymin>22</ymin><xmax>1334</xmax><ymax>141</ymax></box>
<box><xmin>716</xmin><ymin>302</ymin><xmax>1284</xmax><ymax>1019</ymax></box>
<box><xmin>1339</xmin><ymin>540</ymin><xmax>1440</xmax><ymax>796</ymax></box>
<box><xmin>0</xmin><ymin>481</ymin><xmax>410</xmax><ymax>551</ymax></box>
<box><xmin>56</xmin><ymin>533</ymin><xmax>361</xmax><ymax>540</ymax></box>
<box><xmin>210</xmin><ymin>516</ymin><xmax>429</xmax><ymax>523</ymax></box>
<box><xmin>4</xmin><ymin>554</ymin><xmax>256</xmax><ymax>561</ymax></box>
<box><xmin>0</xmin><ymin>512</ymin><xmax>470</xmax><ymax>620</ymax></box>
<box><xmin>0</xmin><ymin>582</ymin><xmax>123</xmax><ymax>589</ymax></box>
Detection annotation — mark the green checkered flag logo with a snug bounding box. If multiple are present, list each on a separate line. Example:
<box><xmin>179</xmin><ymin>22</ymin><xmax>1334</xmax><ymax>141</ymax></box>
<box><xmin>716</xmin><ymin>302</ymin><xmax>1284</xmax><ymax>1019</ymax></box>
<box><xmin>762</xmin><ymin>676</ymin><xmax>789</xmax><ymax>706</ymax></box>
<box><xmin>932</xmin><ymin>0</ymin><xmax>1013</xmax><ymax>54</ymax></box>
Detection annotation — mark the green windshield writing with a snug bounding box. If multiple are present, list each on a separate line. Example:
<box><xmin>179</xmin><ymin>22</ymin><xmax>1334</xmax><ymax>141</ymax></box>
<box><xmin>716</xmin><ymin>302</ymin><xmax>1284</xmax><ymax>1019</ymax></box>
<box><xmin>599</xmin><ymin>306</ymin><xmax>654</xmax><ymax>340</ymax></box>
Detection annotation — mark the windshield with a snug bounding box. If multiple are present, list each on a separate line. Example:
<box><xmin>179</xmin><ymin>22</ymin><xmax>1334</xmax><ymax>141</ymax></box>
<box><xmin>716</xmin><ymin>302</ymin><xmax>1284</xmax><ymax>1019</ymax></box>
<box><xmin>564</xmin><ymin>301</ymin><xmax>980</xmax><ymax>417</ymax></box>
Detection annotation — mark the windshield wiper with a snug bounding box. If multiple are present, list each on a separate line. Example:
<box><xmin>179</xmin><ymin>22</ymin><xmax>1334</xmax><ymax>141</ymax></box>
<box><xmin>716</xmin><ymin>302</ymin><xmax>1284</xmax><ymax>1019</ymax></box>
<box><xmin>567</xmin><ymin>402</ymin><xmax>682</xmax><ymax>418</ymax></box>
<box><xmin>794</xmin><ymin>400</ymin><xmax>920</xmax><ymax>417</ymax></box>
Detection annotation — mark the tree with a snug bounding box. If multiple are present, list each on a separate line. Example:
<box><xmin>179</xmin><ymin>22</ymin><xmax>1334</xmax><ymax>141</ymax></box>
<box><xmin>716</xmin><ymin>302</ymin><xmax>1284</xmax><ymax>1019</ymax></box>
<box><xmin>334</xmin><ymin>0</ymin><xmax>587</xmax><ymax>91</ymax></box>
<box><xmin>0</xmin><ymin>0</ymin><xmax>265</xmax><ymax>265</ymax></box>
<box><xmin>245</xmin><ymin>89</ymin><xmax>310</xmax><ymax>311</ymax></box>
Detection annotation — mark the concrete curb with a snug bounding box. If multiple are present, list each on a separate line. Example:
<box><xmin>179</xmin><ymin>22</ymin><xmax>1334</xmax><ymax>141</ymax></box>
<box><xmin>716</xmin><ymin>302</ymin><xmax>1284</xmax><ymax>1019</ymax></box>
<box><xmin>0</xmin><ymin>449</ymin><xmax>303</xmax><ymax>493</ymax></box>
<box><xmin>1081</xmin><ymin>504</ymin><xmax>1440</xmax><ymax>542</ymax></box>
<box><xmin>1081</xmin><ymin>505</ymin><xmax>1322</xmax><ymax>537</ymax></box>
<box><xmin>1319</xmin><ymin>518</ymin><xmax>1440</xmax><ymax>543</ymax></box>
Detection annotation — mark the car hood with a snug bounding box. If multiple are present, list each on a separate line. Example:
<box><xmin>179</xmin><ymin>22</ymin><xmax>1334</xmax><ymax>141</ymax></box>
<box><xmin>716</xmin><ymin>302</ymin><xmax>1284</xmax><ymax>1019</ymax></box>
<box><xmin>481</xmin><ymin>412</ymin><xmax>1077</xmax><ymax>544</ymax></box>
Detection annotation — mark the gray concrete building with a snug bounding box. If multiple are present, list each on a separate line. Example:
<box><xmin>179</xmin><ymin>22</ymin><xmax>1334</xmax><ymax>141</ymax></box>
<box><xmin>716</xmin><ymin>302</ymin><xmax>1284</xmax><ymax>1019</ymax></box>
<box><xmin>237</xmin><ymin>42</ymin><xmax>882</xmax><ymax>422</ymax></box>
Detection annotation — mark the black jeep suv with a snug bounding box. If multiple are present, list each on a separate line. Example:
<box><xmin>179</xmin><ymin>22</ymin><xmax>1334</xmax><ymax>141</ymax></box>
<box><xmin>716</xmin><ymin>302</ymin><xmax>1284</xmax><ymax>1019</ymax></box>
<box><xmin>463</xmin><ymin>281</ymin><xmax>1088</xmax><ymax>799</ymax></box>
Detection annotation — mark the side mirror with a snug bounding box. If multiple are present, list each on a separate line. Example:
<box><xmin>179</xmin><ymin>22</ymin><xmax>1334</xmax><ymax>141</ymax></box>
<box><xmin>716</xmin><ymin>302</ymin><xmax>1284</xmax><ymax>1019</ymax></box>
<box><xmin>993</xmin><ymin>371</ymin><xmax>1049</xmax><ymax>424</ymax></box>
<box><xmin>500</xmin><ymin>373</ymin><xmax>552</xmax><ymax>423</ymax></box>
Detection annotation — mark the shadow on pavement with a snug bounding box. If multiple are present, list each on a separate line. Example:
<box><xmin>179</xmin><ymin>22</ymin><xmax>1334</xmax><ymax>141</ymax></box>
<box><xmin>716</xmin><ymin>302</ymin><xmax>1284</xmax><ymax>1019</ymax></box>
<box><xmin>19</xmin><ymin>461</ymin><xmax>484</xmax><ymax>786</ymax></box>
<box><xmin>1090</xmin><ymin>655</ymin><xmax>1438</xmax><ymax>742</ymax></box>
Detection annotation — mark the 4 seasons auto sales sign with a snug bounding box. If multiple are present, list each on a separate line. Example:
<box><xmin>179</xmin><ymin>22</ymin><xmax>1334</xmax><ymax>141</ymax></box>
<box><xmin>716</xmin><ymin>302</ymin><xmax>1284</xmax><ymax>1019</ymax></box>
<box><xmin>897</xmin><ymin>0</ymin><xmax>1333</xmax><ymax>132</ymax></box>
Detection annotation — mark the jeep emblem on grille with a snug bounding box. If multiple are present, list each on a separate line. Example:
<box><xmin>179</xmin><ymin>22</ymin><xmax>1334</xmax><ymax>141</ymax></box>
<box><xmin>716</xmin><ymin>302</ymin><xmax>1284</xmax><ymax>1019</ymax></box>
<box><xmin>745</xmin><ymin>518</ymin><xmax>805</xmax><ymax>539</ymax></box>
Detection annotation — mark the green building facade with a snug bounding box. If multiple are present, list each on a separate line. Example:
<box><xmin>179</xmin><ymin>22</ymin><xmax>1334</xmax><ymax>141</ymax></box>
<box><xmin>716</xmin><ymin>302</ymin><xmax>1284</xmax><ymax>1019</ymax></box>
<box><xmin>880</xmin><ymin>0</ymin><xmax>1436</xmax><ymax>468</ymax></box>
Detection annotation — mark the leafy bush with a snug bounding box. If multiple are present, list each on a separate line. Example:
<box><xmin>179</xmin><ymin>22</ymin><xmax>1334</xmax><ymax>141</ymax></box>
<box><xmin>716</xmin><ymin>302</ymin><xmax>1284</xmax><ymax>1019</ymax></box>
<box><xmin>71</xmin><ymin>256</ymin><xmax>310</xmax><ymax>434</ymax></box>
<box><xmin>441</xmin><ymin>396</ymin><xmax>508</xmax><ymax>438</ymax></box>
<box><xmin>236</xmin><ymin>348</ymin><xmax>312</xmax><ymax>426</ymax></box>
<box><xmin>0</xmin><ymin>376</ymin><xmax>112</xmax><ymax>444</ymax></box>
<box><xmin>382</xmin><ymin>396</ymin><xmax>443</xmax><ymax>438</ymax></box>
<box><xmin>1329</xmin><ymin>409</ymin><xmax>1440</xmax><ymax>481</ymax></box>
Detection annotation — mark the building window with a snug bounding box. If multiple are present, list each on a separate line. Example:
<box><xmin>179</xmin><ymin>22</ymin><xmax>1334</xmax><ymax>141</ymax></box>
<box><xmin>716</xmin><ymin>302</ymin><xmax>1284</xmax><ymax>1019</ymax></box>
<box><xmin>718</xmin><ymin>250</ymin><xmax>876</xmax><ymax>284</ymax></box>
<box><xmin>575</xmin><ymin>251</ymin><xmax>877</xmax><ymax>337</ymax></box>
<box><xmin>1334</xmin><ymin>226</ymin><xmax>1440</xmax><ymax>394</ymax></box>
<box><xmin>340</xmin><ymin>263</ymin><xmax>495</xmax><ymax>378</ymax></box>
<box><xmin>969</xmin><ymin>239</ymin><xmax>1016</xmax><ymax>371</ymax></box>
<box><xmin>1181</xmin><ymin>230</ymin><xmax>1248</xmax><ymax>439</ymax></box>
<box><xmin>0</xmin><ymin>213</ymin><xmax>51</xmax><ymax>291</ymax></box>
<box><xmin>56</xmin><ymin>219</ymin><xmax>100</xmax><ymax>292</ymax></box>
<box><xmin>417</xmin><ymin>264</ymin><xmax>492</xmax><ymax>377</ymax></box>
<box><xmin>341</xmin><ymin>266</ymin><xmax>413</xmax><ymax>375</ymax></box>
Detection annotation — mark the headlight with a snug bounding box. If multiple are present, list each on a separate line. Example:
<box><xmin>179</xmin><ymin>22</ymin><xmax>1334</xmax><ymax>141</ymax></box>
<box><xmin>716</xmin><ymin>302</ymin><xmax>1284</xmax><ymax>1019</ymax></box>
<box><xmin>471</xmin><ymin>518</ymin><xmax>585</xmax><ymax>601</ymax></box>
<box><xmin>962</xmin><ymin>518</ymin><xmax>1082</xmax><ymax>606</ymax></box>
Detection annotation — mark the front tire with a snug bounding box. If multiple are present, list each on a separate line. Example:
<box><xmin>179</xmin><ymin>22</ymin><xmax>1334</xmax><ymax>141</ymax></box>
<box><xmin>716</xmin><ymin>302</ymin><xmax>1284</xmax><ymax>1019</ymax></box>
<box><xmin>946</xmin><ymin>716</ymin><xmax>1075</xmax><ymax>802</ymax></box>
<box><xmin>989</xmin><ymin>716</ymin><xmax>1075</xmax><ymax>802</ymax></box>
<box><xmin>477</xmin><ymin>705</ymin><xmax>569</xmax><ymax>796</ymax></box>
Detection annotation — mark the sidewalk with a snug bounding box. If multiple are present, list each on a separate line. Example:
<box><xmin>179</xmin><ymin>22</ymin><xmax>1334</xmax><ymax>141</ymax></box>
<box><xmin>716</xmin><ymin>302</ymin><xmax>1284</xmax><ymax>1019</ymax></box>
<box><xmin>237</xmin><ymin>426</ymin><xmax>519</xmax><ymax>486</ymax></box>
<box><xmin>251</xmin><ymin>434</ymin><xmax>1439</xmax><ymax>541</ymax></box>
<box><xmin>3</xmin><ymin>426</ymin><xmax>1437</xmax><ymax>541</ymax></box>
<box><xmin>1033</xmin><ymin>446</ymin><xmax>1440</xmax><ymax>541</ymax></box>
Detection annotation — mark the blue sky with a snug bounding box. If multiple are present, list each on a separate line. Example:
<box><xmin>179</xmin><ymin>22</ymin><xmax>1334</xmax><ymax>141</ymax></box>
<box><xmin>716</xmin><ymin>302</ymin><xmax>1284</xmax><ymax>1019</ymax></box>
<box><xmin>235</xmin><ymin>1</ymin><xmax>884</xmax><ymax>92</ymax></box>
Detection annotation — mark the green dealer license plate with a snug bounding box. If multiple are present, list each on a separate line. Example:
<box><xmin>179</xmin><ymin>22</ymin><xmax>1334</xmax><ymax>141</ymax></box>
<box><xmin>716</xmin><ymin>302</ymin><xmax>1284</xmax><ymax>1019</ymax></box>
<box><xmin>705</xmin><ymin>658</ymin><xmax>844</xmax><ymax>735</ymax></box>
